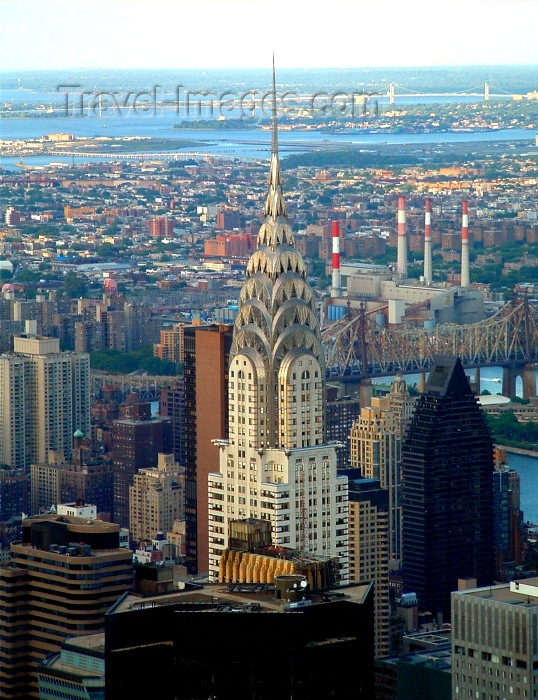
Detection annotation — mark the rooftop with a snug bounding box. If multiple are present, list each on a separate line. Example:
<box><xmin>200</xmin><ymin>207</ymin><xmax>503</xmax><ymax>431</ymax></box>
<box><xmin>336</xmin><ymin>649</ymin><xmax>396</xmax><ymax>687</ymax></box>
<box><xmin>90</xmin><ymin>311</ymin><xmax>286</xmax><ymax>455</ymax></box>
<box><xmin>108</xmin><ymin>580</ymin><xmax>373</xmax><ymax>616</ymax></box>
<box><xmin>21</xmin><ymin>513</ymin><xmax>119</xmax><ymax>531</ymax></box>
<box><xmin>454</xmin><ymin>576</ymin><xmax>538</xmax><ymax>607</ymax></box>
<box><xmin>63</xmin><ymin>633</ymin><xmax>105</xmax><ymax>654</ymax></box>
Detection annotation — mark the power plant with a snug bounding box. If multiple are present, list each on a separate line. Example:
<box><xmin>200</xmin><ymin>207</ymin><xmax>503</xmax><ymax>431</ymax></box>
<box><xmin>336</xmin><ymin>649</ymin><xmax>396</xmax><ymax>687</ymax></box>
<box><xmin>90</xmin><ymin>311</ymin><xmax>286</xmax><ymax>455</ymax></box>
<box><xmin>325</xmin><ymin>197</ymin><xmax>483</xmax><ymax>329</ymax></box>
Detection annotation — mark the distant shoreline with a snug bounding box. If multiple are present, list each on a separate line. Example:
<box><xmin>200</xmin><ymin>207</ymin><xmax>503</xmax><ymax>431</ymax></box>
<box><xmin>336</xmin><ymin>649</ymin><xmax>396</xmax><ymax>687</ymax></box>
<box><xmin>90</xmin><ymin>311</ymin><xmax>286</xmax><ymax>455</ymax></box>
<box><xmin>498</xmin><ymin>444</ymin><xmax>538</xmax><ymax>458</ymax></box>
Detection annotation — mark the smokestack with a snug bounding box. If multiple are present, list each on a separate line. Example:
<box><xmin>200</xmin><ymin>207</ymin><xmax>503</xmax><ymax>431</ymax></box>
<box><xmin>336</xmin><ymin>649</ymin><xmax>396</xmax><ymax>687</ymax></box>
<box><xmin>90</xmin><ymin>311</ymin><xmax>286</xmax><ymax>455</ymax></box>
<box><xmin>461</xmin><ymin>200</ymin><xmax>470</xmax><ymax>288</ymax></box>
<box><xmin>397</xmin><ymin>195</ymin><xmax>407</xmax><ymax>278</ymax></box>
<box><xmin>424</xmin><ymin>198</ymin><xmax>432</xmax><ymax>285</ymax></box>
<box><xmin>331</xmin><ymin>220</ymin><xmax>341</xmax><ymax>298</ymax></box>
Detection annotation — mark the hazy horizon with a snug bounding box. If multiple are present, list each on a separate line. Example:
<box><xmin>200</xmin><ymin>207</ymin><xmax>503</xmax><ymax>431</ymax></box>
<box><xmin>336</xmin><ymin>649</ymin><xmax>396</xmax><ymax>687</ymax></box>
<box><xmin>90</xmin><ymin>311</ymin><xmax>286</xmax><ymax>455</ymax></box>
<box><xmin>2</xmin><ymin>64</ymin><xmax>538</xmax><ymax>75</ymax></box>
<box><xmin>1</xmin><ymin>0</ymin><xmax>537</xmax><ymax>72</ymax></box>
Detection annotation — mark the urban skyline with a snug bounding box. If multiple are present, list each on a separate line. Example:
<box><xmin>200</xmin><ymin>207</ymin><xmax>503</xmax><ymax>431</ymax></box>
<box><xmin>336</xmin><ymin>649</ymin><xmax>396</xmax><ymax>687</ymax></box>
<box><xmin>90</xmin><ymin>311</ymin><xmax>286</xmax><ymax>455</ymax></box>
<box><xmin>1</xmin><ymin>6</ymin><xmax>538</xmax><ymax>694</ymax></box>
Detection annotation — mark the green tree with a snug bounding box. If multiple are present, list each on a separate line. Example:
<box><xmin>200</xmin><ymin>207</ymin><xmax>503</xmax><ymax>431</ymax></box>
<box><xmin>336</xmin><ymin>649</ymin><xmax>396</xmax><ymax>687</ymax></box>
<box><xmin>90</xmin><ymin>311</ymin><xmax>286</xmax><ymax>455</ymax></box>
<box><xmin>61</xmin><ymin>271</ymin><xmax>87</xmax><ymax>298</ymax></box>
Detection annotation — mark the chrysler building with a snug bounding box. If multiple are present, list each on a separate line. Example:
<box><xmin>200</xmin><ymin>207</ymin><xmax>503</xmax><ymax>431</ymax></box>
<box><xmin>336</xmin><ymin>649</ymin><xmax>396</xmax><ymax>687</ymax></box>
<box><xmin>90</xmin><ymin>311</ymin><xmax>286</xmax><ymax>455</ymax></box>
<box><xmin>208</xmin><ymin>63</ymin><xmax>348</xmax><ymax>583</ymax></box>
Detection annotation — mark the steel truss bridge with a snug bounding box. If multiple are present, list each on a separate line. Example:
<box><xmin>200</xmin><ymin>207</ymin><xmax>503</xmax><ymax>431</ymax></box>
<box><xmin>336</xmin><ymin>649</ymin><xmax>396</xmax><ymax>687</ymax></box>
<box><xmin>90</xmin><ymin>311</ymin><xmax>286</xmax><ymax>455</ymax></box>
<box><xmin>89</xmin><ymin>298</ymin><xmax>538</xmax><ymax>401</ymax></box>
<box><xmin>321</xmin><ymin>296</ymin><xmax>538</xmax><ymax>380</ymax></box>
<box><xmin>91</xmin><ymin>371</ymin><xmax>175</xmax><ymax>401</ymax></box>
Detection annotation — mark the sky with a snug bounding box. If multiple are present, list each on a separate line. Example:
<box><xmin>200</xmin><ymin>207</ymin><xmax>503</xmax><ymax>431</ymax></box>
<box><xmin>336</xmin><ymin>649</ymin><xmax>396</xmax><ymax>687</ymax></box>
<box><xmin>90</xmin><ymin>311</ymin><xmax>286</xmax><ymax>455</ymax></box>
<box><xmin>1</xmin><ymin>0</ymin><xmax>537</xmax><ymax>71</ymax></box>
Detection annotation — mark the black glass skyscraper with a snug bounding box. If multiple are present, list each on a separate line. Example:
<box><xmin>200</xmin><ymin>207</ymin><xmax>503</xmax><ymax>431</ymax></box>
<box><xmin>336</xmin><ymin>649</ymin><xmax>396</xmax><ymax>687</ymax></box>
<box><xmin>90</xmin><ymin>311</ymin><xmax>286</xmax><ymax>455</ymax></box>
<box><xmin>402</xmin><ymin>355</ymin><xmax>493</xmax><ymax>622</ymax></box>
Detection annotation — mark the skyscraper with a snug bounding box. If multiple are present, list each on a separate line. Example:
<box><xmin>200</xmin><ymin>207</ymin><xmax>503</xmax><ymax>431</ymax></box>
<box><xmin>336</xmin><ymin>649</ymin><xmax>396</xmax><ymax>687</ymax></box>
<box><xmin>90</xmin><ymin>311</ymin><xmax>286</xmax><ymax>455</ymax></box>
<box><xmin>350</xmin><ymin>395</ymin><xmax>402</xmax><ymax>569</ymax></box>
<box><xmin>112</xmin><ymin>398</ymin><xmax>172</xmax><ymax>529</ymax></box>
<box><xmin>0</xmin><ymin>467</ymin><xmax>28</xmax><ymax>547</ymax></box>
<box><xmin>0</xmin><ymin>514</ymin><xmax>132</xmax><ymax>698</ymax></box>
<box><xmin>493</xmin><ymin>454</ymin><xmax>523</xmax><ymax>580</ymax></box>
<box><xmin>208</xmin><ymin>65</ymin><xmax>348</xmax><ymax>583</ymax></box>
<box><xmin>402</xmin><ymin>355</ymin><xmax>493</xmax><ymax>623</ymax></box>
<box><xmin>452</xmin><ymin>577</ymin><xmax>538</xmax><ymax>700</ymax></box>
<box><xmin>347</xmin><ymin>471</ymin><xmax>390</xmax><ymax>658</ymax></box>
<box><xmin>159</xmin><ymin>378</ymin><xmax>185</xmax><ymax>465</ymax></box>
<box><xmin>183</xmin><ymin>323</ymin><xmax>233</xmax><ymax>574</ymax></box>
<box><xmin>129</xmin><ymin>453</ymin><xmax>184</xmax><ymax>544</ymax></box>
<box><xmin>0</xmin><ymin>335</ymin><xmax>90</xmax><ymax>471</ymax></box>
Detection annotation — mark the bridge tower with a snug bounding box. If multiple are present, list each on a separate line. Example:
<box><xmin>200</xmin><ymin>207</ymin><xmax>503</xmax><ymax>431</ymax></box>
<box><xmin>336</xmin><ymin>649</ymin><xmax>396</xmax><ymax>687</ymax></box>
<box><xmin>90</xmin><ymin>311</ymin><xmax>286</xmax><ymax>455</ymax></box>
<box><xmin>502</xmin><ymin>364</ymin><xmax>537</xmax><ymax>399</ymax></box>
<box><xmin>484</xmin><ymin>82</ymin><xmax>490</xmax><ymax>101</ymax></box>
<box><xmin>388</xmin><ymin>83</ymin><xmax>395</xmax><ymax>104</ymax></box>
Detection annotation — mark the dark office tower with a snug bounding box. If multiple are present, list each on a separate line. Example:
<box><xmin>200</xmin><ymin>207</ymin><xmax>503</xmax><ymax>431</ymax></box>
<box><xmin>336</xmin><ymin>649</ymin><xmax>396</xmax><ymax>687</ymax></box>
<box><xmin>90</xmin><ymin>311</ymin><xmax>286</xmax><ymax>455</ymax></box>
<box><xmin>325</xmin><ymin>385</ymin><xmax>360</xmax><ymax>468</ymax></box>
<box><xmin>105</xmin><ymin>580</ymin><xmax>374</xmax><ymax>700</ymax></box>
<box><xmin>112</xmin><ymin>414</ymin><xmax>171</xmax><ymax>529</ymax></box>
<box><xmin>159</xmin><ymin>378</ymin><xmax>185</xmax><ymax>466</ymax></box>
<box><xmin>60</xmin><ymin>461</ymin><xmax>114</xmax><ymax>521</ymax></box>
<box><xmin>0</xmin><ymin>467</ymin><xmax>28</xmax><ymax>547</ymax></box>
<box><xmin>401</xmin><ymin>355</ymin><xmax>493</xmax><ymax>623</ymax></box>
<box><xmin>183</xmin><ymin>323</ymin><xmax>232</xmax><ymax>575</ymax></box>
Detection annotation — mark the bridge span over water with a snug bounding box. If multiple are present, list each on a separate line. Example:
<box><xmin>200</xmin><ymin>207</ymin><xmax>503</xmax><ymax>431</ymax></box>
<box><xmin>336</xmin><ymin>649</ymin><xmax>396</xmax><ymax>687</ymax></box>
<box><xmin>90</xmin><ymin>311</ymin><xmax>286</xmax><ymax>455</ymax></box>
<box><xmin>321</xmin><ymin>296</ymin><xmax>538</xmax><ymax>398</ymax></box>
<box><xmin>88</xmin><ymin>298</ymin><xmax>538</xmax><ymax>401</ymax></box>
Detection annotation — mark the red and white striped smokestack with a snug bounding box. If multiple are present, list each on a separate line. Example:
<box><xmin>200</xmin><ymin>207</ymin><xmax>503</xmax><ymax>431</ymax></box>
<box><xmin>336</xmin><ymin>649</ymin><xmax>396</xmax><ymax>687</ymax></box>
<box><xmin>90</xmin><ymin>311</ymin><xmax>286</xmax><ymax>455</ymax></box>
<box><xmin>424</xmin><ymin>197</ymin><xmax>432</xmax><ymax>285</ymax></box>
<box><xmin>331</xmin><ymin>220</ymin><xmax>341</xmax><ymax>298</ymax></box>
<box><xmin>461</xmin><ymin>200</ymin><xmax>470</xmax><ymax>288</ymax></box>
<box><xmin>397</xmin><ymin>195</ymin><xmax>407</xmax><ymax>277</ymax></box>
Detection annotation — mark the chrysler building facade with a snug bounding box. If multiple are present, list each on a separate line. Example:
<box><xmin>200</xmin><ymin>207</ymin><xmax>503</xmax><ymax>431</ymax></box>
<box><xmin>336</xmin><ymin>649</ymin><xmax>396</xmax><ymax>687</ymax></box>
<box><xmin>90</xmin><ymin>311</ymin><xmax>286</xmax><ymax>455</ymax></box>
<box><xmin>208</xmin><ymin>69</ymin><xmax>349</xmax><ymax>583</ymax></box>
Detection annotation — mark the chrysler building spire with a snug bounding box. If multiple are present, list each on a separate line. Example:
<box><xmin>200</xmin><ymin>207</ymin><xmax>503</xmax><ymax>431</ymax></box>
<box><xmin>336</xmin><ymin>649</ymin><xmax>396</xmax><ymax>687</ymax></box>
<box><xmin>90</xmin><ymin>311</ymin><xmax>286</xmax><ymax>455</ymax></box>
<box><xmin>208</xmin><ymin>61</ymin><xmax>348</xmax><ymax>585</ymax></box>
<box><xmin>264</xmin><ymin>54</ymin><xmax>287</xmax><ymax>222</ymax></box>
<box><xmin>231</xmin><ymin>58</ymin><xmax>325</xmax><ymax>449</ymax></box>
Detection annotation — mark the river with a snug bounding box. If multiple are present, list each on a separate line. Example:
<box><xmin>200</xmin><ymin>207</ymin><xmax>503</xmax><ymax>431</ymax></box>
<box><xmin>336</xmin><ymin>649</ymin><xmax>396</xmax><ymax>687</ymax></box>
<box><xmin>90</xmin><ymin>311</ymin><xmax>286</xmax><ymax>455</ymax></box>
<box><xmin>505</xmin><ymin>452</ymin><xmax>538</xmax><ymax>525</ymax></box>
<box><xmin>372</xmin><ymin>366</ymin><xmax>538</xmax><ymax>523</ymax></box>
<box><xmin>372</xmin><ymin>365</ymin><xmax>536</xmax><ymax>399</ymax></box>
<box><xmin>1</xmin><ymin>126</ymin><xmax>534</xmax><ymax>172</ymax></box>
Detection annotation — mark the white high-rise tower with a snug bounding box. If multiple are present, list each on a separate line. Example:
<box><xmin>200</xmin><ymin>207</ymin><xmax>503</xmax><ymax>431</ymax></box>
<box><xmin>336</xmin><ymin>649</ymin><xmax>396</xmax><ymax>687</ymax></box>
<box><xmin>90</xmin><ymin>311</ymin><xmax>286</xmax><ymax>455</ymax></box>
<box><xmin>208</xmin><ymin>62</ymin><xmax>348</xmax><ymax>583</ymax></box>
<box><xmin>0</xmin><ymin>335</ymin><xmax>90</xmax><ymax>470</ymax></box>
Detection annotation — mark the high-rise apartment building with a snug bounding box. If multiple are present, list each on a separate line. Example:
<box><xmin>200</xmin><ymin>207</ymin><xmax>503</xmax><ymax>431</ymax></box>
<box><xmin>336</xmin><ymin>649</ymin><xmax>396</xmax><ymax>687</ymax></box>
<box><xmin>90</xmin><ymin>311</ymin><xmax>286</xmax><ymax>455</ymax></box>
<box><xmin>347</xmin><ymin>472</ymin><xmax>390</xmax><ymax>658</ymax></box>
<box><xmin>207</xmin><ymin>85</ymin><xmax>348</xmax><ymax>583</ymax></box>
<box><xmin>149</xmin><ymin>216</ymin><xmax>174</xmax><ymax>238</ymax></box>
<box><xmin>183</xmin><ymin>323</ymin><xmax>233</xmax><ymax>574</ymax></box>
<box><xmin>154</xmin><ymin>322</ymin><xmax>186</xmax><ymax>364</ymax></box>
<box><xmin>124</xmin><ymin>301</ymin><xmax>160</xmax><ymax>351</ymax></box>
<box><xmin>112</xmin><ymin>413</ymin><xmax>172</xmax><ymax>529</ymax></box>
<box><xmin>402</xmin><ymin>356</ymin><xmax>493</xmax><ymax>623</ymax></box>
<box><xmin>159</xmin><ymin>379</ymin><xmax>185</xmax><ymax>466</ymax></box>
<box><xmin>30</xmin><ymin>459</ymin><xmax>66</xmax><ymax>515</ymax></box>
<box><xmin>129</xmin><ymin>453</ymin><xmax>184</xmax><ymax>544</ymax></box>
<box><xmin>452</xmin><ymin>577</ymin><xmax>538</xmax><ymax>700</ymax></box>
<box><xmin>493</xmin><ymin>457</ymin><xmax>523</xmax><ymax>580</ymax></box>
<box><xmin>0</xmin><ymin>514</ymin><xmax>132</xmax><ymax>698</ymax></box>
<box><xmin>0</xmin><ymin>336</ymin><xmax>90</xmax><ymax>471</ymax></box>
<box><xmin>350</xmin><ymin>394</ymin><xmax>402</xmax><ymax>569</ymax></box>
